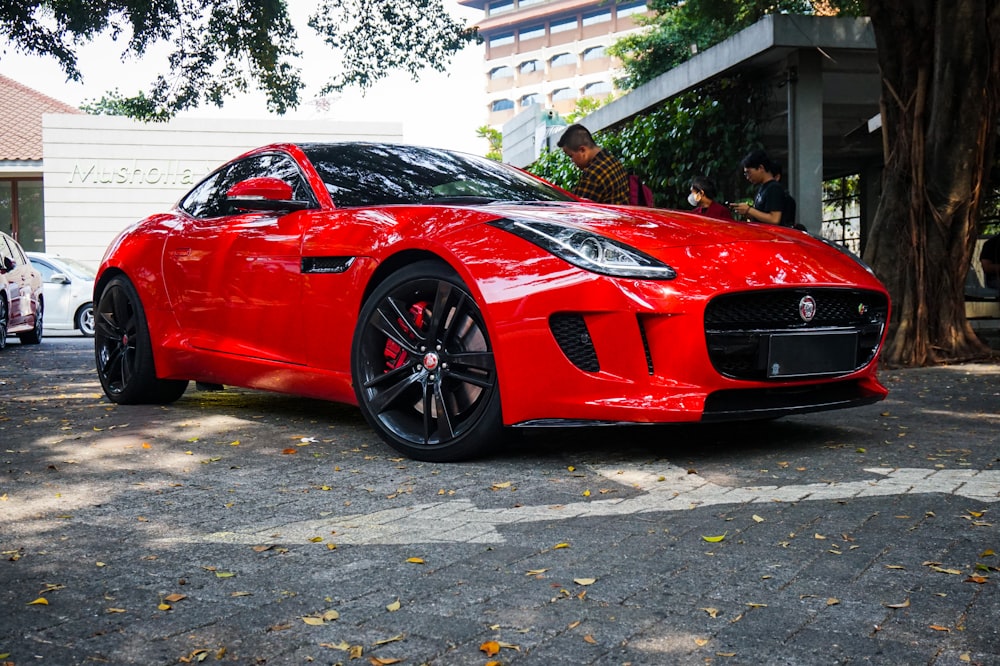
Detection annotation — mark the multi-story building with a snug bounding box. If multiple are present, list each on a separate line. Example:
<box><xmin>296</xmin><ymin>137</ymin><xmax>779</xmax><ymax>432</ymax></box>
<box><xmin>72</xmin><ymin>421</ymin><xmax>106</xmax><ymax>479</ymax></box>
<box><xmin>458</xmin><ymin>0</ymin><xmax>651</xmax><ymax>127</ymax></box>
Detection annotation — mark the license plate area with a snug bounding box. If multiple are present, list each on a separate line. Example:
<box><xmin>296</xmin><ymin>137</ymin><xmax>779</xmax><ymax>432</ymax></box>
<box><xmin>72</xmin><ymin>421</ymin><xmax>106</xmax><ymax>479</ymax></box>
<box><xmin>767</xmin><ymin>331</ymin><xmax>858</xmax><ymax>378</ymax></box>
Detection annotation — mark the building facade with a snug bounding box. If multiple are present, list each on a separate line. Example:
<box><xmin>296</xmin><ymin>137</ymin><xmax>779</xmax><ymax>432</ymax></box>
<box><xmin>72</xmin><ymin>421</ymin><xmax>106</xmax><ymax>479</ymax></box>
<box><xmin>458</xmin><ymin>0</ymin><xmax>651</xmax><ymax>126</ymax></box>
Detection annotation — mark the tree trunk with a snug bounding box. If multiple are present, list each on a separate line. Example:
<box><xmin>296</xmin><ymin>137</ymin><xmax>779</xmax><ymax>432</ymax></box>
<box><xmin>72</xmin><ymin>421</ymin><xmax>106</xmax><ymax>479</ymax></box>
<box><xmin>863</xmin><ymin>0</ymin><xmax>1000</xmax><ymax>366</ymax></box>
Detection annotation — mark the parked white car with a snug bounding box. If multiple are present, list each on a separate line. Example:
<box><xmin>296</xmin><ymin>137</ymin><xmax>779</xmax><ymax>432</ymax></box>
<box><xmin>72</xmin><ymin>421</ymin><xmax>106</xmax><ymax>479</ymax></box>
<box><xmin>27</xmin><ymin>252</ymin><xmax>96</xmax><ymax>336</ymax></box>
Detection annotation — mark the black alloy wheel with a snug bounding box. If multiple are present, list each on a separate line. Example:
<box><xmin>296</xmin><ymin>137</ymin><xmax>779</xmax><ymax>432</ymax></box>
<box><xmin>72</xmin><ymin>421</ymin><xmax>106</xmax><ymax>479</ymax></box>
<box><xmin>94</xmin><ymin>275</ymin><xmax>188</xmax><ymax>404</ymax></box>
<box><xmin>351</xmin><ymin>261</ymin><xmax>501</xmax><ymax>462</ymax></box>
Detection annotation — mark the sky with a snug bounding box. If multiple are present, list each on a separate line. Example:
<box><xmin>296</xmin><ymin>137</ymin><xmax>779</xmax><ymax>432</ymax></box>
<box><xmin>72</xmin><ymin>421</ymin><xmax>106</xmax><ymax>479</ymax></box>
<box><xmin>0</xmin><ymin>1</ymin><xmax>488</xmax><ymax>155</ymax></box>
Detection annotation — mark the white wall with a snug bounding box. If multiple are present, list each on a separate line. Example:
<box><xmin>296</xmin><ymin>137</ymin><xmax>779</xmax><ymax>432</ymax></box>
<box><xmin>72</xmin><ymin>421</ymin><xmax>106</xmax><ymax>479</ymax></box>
<box><xmin>42</xmin><ymin>114</ymin><xmax>403</xmax><ymax>264</ymax></box>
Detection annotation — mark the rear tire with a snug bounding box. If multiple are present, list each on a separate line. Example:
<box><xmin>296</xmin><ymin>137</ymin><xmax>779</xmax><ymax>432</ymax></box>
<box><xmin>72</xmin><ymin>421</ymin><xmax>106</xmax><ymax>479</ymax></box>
<box><xmin>17</xmin><ymin>300</ymin><xmax>42</xmax><ymax>344</ymax></box>
<box><xmin>351</xmin><ymin>261</ymin><xmax>501</xmax><ymax>462</ymax></box>
<box><xmin>94</xmin><ymin>275</ymin><xmax>188</xmax><ymax>404</ymax></box>
<box><xmin>76</xmin><ymin>302</ymin><xmax>95</xmax><ymax>336</ymax></box>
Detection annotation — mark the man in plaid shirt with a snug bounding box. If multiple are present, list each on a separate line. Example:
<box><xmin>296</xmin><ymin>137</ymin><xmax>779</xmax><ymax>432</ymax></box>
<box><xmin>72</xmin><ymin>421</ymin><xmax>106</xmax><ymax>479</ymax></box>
<box><xmin>557</xmin><ymin>124</ymin><xmax>629</xmax><ymax>205</ymax></box>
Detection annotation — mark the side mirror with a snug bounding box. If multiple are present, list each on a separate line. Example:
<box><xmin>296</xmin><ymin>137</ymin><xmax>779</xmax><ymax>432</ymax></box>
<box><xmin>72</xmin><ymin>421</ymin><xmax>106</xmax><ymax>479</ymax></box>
<box><xmin>225</xmin><ymin>177</ymin><xmax>311</xmax><ymax>213</ymax></box>
<box><xmin>1</xmin><ymin>256</ymin><xmax>14</xmax><ymax>273</ymax></box>
<box><xmin>50</xmin><ymin>272</ymin><xmax>71</xmax><ymax>284</ymax></box>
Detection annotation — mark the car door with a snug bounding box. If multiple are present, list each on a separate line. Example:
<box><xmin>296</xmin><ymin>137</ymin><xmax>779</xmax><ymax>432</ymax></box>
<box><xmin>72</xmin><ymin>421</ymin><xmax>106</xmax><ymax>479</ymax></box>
<box><xmin>162</xmin><ymin>152</ymin><xmax>316</xmax><ymax>364</ymax></box>
<box><xmin>0</xmin><ymin>234</ymin><xmax>30</xmax><ymax>331</ymax></box>
<box><xmin>29</xmin><ymin>257</ymin><xmax>71</xmax><ymax>328</ymax></box>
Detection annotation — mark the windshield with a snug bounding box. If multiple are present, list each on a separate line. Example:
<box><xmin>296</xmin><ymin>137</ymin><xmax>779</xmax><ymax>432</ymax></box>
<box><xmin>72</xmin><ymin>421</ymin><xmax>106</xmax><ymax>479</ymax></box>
<box><xmin>300</xmin><ymin>143</ymin><xmax>575</xmax><ymax>208</ymax></box>
<box><xmin>56</xmin><ymin>256</ymin><xmax>97</xmax><ymax>279</ymax></box>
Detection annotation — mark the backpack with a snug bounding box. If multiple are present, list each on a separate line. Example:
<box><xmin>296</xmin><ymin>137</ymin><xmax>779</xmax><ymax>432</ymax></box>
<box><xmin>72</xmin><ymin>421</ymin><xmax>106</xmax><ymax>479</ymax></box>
<box><xmin>629</xmin><ymin>174</ymin><xmax>655</xmax><ymax>207</ymax></box>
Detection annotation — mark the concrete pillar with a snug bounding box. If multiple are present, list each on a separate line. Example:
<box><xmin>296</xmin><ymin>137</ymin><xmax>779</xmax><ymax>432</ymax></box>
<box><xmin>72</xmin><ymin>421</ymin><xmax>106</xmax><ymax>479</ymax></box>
<box><xmin>787</xmin><ymin>50</ymin><xmax>823</xmax><ymax>232</ymax></box>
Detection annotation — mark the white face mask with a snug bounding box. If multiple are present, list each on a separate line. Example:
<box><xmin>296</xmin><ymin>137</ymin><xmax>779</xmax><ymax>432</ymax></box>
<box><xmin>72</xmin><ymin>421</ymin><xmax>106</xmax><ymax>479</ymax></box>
<box><xmin>687</xmin><ymin>192</ymin><xmax>700</xmax><ymax>207</ymax></box>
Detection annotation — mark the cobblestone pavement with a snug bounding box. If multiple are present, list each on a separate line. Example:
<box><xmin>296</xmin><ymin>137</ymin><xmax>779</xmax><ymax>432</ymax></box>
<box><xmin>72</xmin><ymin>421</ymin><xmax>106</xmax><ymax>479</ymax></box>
<box><xmin>2</xmin><ymin>336</ymin><xmax>998</xmax><ymax>665</ymax></box>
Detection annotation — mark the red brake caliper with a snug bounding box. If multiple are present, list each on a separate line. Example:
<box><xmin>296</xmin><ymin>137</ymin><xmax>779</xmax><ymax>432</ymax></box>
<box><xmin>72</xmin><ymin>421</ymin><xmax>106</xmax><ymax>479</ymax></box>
<box><xmin>384</xmin><ymin>301</ymin><xmax>430</xmax><ymax>371</ymax></box>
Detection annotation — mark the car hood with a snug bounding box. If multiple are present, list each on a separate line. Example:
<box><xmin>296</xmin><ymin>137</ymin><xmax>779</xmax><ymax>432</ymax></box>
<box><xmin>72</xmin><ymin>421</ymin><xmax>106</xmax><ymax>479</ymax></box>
<box><xmin>478</xmin><ymin>201</ymin><xmax>880</xmax><ymax>290</ymax></box>
<box><xmin>483</xmin><ymin>201</ymin><xmax>790</xmax><ymax>249</ymax></box>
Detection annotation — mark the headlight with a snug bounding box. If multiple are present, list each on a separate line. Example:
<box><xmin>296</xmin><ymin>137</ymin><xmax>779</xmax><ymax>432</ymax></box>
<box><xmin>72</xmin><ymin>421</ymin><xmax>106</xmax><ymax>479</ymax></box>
<box><xmin>489</xmin><ymin>218</ymin><xmax>676</xmax><ymax>280</ymax></box>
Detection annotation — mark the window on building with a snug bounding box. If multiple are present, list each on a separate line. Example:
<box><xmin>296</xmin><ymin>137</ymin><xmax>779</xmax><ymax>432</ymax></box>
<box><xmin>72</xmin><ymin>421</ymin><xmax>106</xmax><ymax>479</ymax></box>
<box><xmin>491</xmin><ymin>99</ymin><xmax>515</xmax><ymax>112</ymax></box>
<box><xmin>583</xmin><ymin>9</ymin><xmax>611</xmax><ymax>26</ymax></box>
<box><xmin>520</xmin><ymin>93</ymin><xmax>542</xmax><ymax>107</ymax></box>
<box><xmin>520</xmin><ymin>24</ymin><xmax>545</xmax><ymax>41</ymax></box>
<box><xmin>822</xmin><ymin>174</ymin><xmax>861</xmax><ymax>255</ymax></box>
<box><xmin>552</xmin><ymin>87</ymin><xmax>577</xmax><ymax>101</ymax></box>
<box><xmin>550</xmin><ymin>52</ymin><xmax>575</xmax><ymax>68</ymax></box>
<box><xmin>551</xmin><ymin>17</ymin><xmax>577</xmax><ymax>34</ymax></box>
<box><xmin>583</xmin><ymin>81</ymin><xmax>613</xmax><ymax>96</ymax></box>
<box><xmin>582</xmin><ymin>46</ymin><xmax>607</xmax><ymax>61</ymax></box>
<box><xmin>489</xmin><ymin>66</ymin><xmax>514</xmax><ymax>80</ymax></box>
<box><xmin>489</xmin><ymin>32</ymin><xmax>514</xmax><ymax>47</ymax></box>
<box><xmin>519</xmin><ymin>0</ymin><xmax>544</xmax><ymax>6</ymax></box>
<box><xmin>0</xmin><ymin>178</ymin><xmax>44</xmax><ymax>252</ymax></box>
<box><xmin>487</xmin><ymin>0</ymin><xmax>514</xmax><ymax>16</ymax></box>
<box><xmin>519</xmin><ymin>59</ymin><xmax>542</xmax><ymax>74</ymax></box>
<box><xmin>617</xmin><ymin>1</ymin><xmax>648</xmax><ymax>18</ymax></box>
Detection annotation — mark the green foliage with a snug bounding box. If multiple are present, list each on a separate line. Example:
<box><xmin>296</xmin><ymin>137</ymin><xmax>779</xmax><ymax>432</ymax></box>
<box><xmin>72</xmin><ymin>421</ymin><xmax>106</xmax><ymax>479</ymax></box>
<box><xmin>528</xmin><ymin>77</ymin><xmax>764</xmax><ymax>208</ymax></box>
<box><xmin>2</xmin><ymin>0</ymin><xmax>478</xmax><ymax>121</ymax></box>
<box><xmin>476</xmin><ymin>126</ymin><xmax>503</xmax><ymax>161</ymax></box>
<box><xmin>611</xmin><ymin>0</ymin><xmax>864</xmax><ymax>89</ymax></box>
<box><xmin>79</xmin><ymin>90</ymin><xmax>170</xmax><ymax>120</ymax></box>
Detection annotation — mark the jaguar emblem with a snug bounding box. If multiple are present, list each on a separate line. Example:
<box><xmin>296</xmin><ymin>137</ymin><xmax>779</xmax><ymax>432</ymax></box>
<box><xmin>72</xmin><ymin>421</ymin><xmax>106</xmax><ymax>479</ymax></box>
<box><xmin>799</xmin><ymin>295</ymin><xmax>817</xmax><ymax>322</ymax></box>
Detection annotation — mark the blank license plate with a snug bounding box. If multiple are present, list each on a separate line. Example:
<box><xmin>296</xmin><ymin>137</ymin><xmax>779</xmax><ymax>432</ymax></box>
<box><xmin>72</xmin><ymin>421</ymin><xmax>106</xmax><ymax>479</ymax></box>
<box><xmin>767</xmin><ymin>331</ymin><xmax>858</xmax><ymax>378</ymax></box>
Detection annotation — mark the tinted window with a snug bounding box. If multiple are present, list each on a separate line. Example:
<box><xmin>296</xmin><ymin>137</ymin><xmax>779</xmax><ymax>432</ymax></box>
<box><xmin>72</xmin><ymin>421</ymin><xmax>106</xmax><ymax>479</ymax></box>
<box><xmin>180</xmin><ymin>153</ymin><xmax>314</xmax><ymax>219</ymax></box>
<box><xmin>300</xmin><ymin>143</ymin><xmax>575</xmax><ymax>207</ymax></box>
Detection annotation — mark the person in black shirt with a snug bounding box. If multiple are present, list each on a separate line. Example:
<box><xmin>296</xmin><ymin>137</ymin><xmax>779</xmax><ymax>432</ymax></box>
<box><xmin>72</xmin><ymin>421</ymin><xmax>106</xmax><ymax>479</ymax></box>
<box><xmin>730</xmin><ymin>150</ymin><xmax>787</xmax><ymax>226</ymax></box>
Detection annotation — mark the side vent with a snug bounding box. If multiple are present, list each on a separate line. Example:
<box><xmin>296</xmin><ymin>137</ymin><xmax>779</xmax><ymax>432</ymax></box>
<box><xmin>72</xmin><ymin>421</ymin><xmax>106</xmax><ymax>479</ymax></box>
<box><xmin>302</xmin><ymin>256</ymin><xmax>355</xmax><ymax>274</ymax></box>
<box><xmin>550</xmin><ymin>314</ymin><xmax>599</xmax><ymax>372</ymax></box>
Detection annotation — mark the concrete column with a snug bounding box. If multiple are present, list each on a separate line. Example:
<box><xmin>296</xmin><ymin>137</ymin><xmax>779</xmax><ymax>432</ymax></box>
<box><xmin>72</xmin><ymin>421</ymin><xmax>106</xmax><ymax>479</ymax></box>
<box><xmin>787</xmin><ymin>49</ymin><xmax>823</xmax><ymax>232</ymax></box>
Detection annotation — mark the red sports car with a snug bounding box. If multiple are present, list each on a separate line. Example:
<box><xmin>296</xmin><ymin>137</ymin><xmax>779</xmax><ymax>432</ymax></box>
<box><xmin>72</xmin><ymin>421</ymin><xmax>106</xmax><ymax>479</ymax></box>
<box><xmin>94</xmin><ymin>142</ymin><xmax>890</xmax><ymax>461</ymax></box>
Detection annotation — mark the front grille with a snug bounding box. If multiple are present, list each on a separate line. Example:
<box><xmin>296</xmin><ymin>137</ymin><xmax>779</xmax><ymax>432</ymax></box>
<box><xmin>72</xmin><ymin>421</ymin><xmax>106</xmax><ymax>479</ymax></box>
<box><xmin>550</xmin><ymin>314</ymin><xmax>600</xmax><ymax>372</ymax></box>
<box><xmin>704</xmin><ymin>288</ymin><xmax>888</xmax><ymax>380</ymax></box>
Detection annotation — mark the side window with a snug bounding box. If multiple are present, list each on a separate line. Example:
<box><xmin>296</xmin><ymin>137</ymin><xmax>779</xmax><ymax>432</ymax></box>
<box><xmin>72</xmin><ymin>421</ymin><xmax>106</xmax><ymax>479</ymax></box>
<box><xmin>180</xmin><ymin>153</ymin><xmax>313</xmax><ymax>219</ymax></box>
<box><xmin>31</xmin><ymin>259</ymin><xmax>55</xmax><ymax>281</ymax></box>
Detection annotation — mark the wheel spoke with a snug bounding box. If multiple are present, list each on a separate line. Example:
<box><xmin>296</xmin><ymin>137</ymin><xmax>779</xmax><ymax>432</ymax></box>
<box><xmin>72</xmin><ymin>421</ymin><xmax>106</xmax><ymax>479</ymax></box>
<box><xmin>447</xmin><ymin>350</ymin><xmax>495</xmax><ymax>373</ymax></box>
<box><xmin>372</xmin><ymin>298</ymin><xmax>424</xmax><ymax>354</ymax></box>
<box><xmin>365</xmin><ymin>367</ymin><xmax>423</xmax><ymax>415</ymax></box>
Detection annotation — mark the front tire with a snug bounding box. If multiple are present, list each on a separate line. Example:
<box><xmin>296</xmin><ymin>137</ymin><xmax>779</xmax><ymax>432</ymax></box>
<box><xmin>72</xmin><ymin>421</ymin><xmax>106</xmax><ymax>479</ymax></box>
<box><xmin>94</xmin><ymin>275</ymin><xmax>188</xmax><ymax>404</ymax></box>
<box><xmin>76</xmin><ymin>302</ymin><xmax>95</xmax><ymax>336</ymax></box>
<box><xmin>351</xmin><ymin>261</ymin><xmax>501</xmax><ymax>462</ymax></box>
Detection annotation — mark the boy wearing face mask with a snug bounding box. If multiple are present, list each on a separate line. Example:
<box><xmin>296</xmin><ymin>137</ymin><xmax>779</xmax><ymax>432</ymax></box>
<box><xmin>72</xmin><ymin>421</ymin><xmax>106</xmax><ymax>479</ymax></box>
<box><xmin>688</xmin><ymin>175</ymin><xmax>733</xmax><ymax>221</ymax></box>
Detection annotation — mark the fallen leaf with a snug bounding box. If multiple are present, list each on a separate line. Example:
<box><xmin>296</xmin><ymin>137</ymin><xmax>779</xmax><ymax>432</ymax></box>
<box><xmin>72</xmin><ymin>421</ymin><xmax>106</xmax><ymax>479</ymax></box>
<box><xmin>965</xmin><ymin>576</ymin><xmax>989</xmax><ymax>584</ymax></box>
<box><xmin>752</xmin><ymin>515</ymin><xmax>764</xmax><ymax>523</ymax></box>
<box><xmin>386</xmin><ymin>599</ymin><xmax>401</xmax><ymax>612</ymax></box>
<box><xmin>695</xmin><ymin>637</ymin><xmax>710</xmax><ymax>647</ymax></box>
<box><xmin>27</xmin><ymin>597</ymin><xmax>49</xmax><ymax>605</ymax></box>
<box><xmin>320</xmin><ymin>641</ymin><xmax>351</xmax><ymax>651</ymax></box>
<box><xmin>525</xmin><ymin>568</ymin><xmax>548</xmax><ymax>576</ymax></box>
<box><xmin>929</xmin><ymin>625</ymin><xmax>951</xmax><ymax>632</ymax></box>
<box><xmin>717</xmin><ymin>653</ymin><xmax>737</xmax><ymax>658</ymax></box>
<box><xmin>885</xmin><ymin>565</ymin><xmax>906</xmax><ymax>570</ymax></box>
<box><xmin>827</xmin><ymin>598</ymin><xmax>839</xmax><ymax>606</ymax></box>
<box><xmin>553</xmin><ymin>542</ymin><xmax>571</xmax><ymax>549</ymax></box>
<box><xmin>302</xmin><ymin>616</ymin><xmax>325</xmax><ymax>626</ymax></box>
<box><xmin>930</xmin><ymin>566</ymin><xmax>963</xmax><ymax>575</ymax></box>
<box><xmin>373</xmin><ymin>634</ymin><xmax>404</xmax><ymax>645</ymax></box>
<box><xmin>883</xmin><ymin>599</ymin><xmax>910</xmax><ymax>609</ymax></box>
<box><xmin>583</xmin><ymin>634</ymin><xmax>597</xmax><ymax>644</ymax></box>
<box><xmin>369</xmin><ymin>658</ymin><xmax>401</xmax><ymax>665</ymax></box>
<box><xmin>282</xmin><ymin>448</ymin><xmax>297</xmax><ymax>455</ymax></box>
<box><xmin>700</xmin><ymin>607</ymin><xmax>719</xmax><ymax>618</ymax></box>
<box><xmin>574</xmin><ymin>578</ymin><xmax>596</xmax><ymax>586</ymax></box>
<box><xmin>480</xmin><ymin>641</ymin><xmax>500</xmax><ymax>656</ymax></box>
<box><xmin>702</xmin><ymin>533</ymin><xmax>727</xmax><ymax>543</ymax></box>
<box><xmin>164</xmin><ymin>593</ymin><xmax>186</xmax><ymax>603</ymax></box>
<box><xmin>406</xmin><ymin>557</ymin><xmax>424</xmax><ymax>564</ymax></box>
